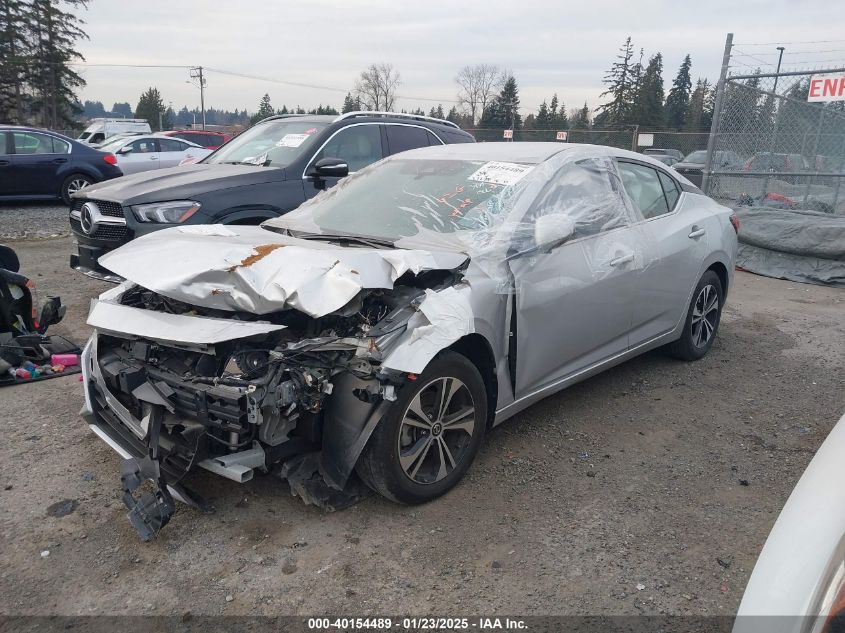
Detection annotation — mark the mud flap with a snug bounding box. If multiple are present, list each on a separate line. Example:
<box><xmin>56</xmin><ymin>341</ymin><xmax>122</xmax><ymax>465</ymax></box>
<box><xmin>120</xmin><ymin>456</ymin><xmax>175</xmax><ymax>541</ymax></box>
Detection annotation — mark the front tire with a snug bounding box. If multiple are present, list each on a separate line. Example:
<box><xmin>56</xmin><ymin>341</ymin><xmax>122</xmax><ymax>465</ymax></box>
<box><xmin>61</xmin><ymin>173</ymin><xmax>93</xmax><ymax>205</ymax></box>
<box><xmin>356</xmin><ymin>351</ymin><xmax>487</xmax><ymax>504</ymax></box>
<box><xmin>666</xmin><ymin>270</ymin><xmax>723</xmax><ymax>361</ymax></box>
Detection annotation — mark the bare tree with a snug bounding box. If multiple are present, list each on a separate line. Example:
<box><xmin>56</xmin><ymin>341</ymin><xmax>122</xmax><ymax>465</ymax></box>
<box><xmin>455</xmin><ymin>64</ymin><xmax>503</xmax><ymax>125</ymax></box>
<box><xmin>354</xmin><ymin>63</ymin><xmax>401</xmax><ymax>111</ymax></box>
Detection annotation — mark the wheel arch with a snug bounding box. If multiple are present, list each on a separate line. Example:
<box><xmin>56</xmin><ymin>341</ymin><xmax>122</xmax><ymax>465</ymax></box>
<box><xmin>447</xmin><ymin>333</ymin><xmax>497</xmax><ymax>428</ymax></box>
<box><xmin>706</xmin><ymin>260</ymin><xmax>729</xmax><ymax>299</ymax></box>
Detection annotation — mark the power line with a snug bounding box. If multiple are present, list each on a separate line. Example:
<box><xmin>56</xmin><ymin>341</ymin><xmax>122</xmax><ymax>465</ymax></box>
<box><xmin>11</xmin><ymin>58</ymin><xmax>540</xmax><ymax>113</ymax></box>
<box><xmin>736</xmin><ymin>38</ymin><xmax>845</xmax><ymax>46</ymax></box>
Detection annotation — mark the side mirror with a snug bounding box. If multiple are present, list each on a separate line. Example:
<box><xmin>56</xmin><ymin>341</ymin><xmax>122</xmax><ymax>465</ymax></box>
<box><xmin>117</xmin><ymin>145</ymin><xmax>133</xmax><ymax>155</ymax></box>
<box><xmin>534</xmin><ymin>214</ymin><xmax>576</xmax><ymax>253</ymax></box>
<box><xmin>312</xmin><ymin>157</ymin><xmax>349</xmax><ymax>179</ymax></box>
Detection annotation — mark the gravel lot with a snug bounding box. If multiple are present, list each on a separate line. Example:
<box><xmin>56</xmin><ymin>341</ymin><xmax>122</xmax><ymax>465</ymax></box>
<box><xmin>0</xmin><ymin>202</ymin><xmax>72</xmax><ymax>241</ymax></box>
<box><xmin>1</xmin><ymin>234</ymin><xmax>843</xmax><ymax>617</ymax></box>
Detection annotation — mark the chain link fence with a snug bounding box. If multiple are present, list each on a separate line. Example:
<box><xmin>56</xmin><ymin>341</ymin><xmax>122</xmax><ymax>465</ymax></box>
<box><xmin>705</xmin><ymin>67</ymin><xmax>845</xmax><ymax>215</ymax></box>
<box><xmin>465</xmin><ymin>127</ymin><xmax>709</xmax><ymax>158</ymax></box>
<box><xmin>701</xmin><ymin>44</ymin><xmax>845</xmax><ymax>287</ymax></box>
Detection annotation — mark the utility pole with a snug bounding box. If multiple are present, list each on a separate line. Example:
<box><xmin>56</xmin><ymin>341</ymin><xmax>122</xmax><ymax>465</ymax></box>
<box><xmin>189</xmin><ymin>66</ymin><xmax>207</xmax><ymax>130</ymax></box>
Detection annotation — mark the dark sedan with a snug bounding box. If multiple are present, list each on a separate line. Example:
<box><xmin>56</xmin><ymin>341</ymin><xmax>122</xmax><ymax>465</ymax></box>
<box><xmin>1</xmin><ymin>126</ymin><xmax>123</xmax><ymax>204</ymax></box>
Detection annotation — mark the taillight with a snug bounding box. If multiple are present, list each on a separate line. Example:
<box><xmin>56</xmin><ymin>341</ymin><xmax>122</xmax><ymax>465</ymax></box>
<box><xmin>103</xmin><ymin>153</ymin><xmax>117</xmax><ymax>166</ymax></box>
<box><xmin>729</xmin><ymin>213</ymin><xmax>740</xmax><ymax>234</ymax></box>
<box><xmin>785</xmin><ymin>157</ymin><xmax>793</xmax><ymax>171</ymax></box>
<box><xmin>743</xmin><ymin>159</ymin><xmax>752</xmax><ymax>171</ymax></box>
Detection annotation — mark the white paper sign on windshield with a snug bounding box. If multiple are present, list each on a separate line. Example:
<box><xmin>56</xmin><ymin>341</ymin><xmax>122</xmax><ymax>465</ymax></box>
<box><xmin>276</xmin><ymin>134</ymin><xmax>310</xmax><ymax>148</ymax></box>
<box><xmin>467</xmin><ymin>161</ymin><xmax>534</xmax><ymax>187</ymax></box>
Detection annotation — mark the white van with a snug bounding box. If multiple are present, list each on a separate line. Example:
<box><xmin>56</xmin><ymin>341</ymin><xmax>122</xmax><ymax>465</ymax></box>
<box><xmin>78</xmin><ymin>119</ymin><xmax>151</xmax><ymax>145</ymax></box>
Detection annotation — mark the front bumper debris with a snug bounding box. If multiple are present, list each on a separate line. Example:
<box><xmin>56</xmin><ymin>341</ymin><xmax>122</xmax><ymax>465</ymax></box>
<box><xmin>121</xmin><ymin>456</ymin><xmax>175</xmax><ymax>541</ymax></box>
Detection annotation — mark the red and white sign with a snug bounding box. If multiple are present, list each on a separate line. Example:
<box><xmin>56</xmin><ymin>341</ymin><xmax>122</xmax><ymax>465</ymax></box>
<box><xmin>503</xmin><ymin>129</ymin><xmax>513</xmax><ymax>139</ymax></box>
<box><xmin>556</xmin><ymin>131</ymin><xmax>568</xmax><ymax>141</ymax></box>
<box><xmin>808</xmin><ymin>73</ymin><xmax>845</xmax><ymax>102</ymax></box>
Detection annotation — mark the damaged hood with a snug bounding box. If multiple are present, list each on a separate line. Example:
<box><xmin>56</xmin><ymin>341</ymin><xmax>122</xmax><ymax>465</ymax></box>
<box><xmin>74</xmin><ymin>164</ymin><xmax>288</xmax><ymax>205</ymax></box>
<box><xmin>98</xmin><ymin>225</ymin><xmax>468</xmax><ymax>317</ymax></box>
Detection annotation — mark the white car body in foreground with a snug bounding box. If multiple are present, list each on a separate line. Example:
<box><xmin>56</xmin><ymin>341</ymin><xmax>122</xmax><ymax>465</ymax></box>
<box><xmin>734</xmin><ymin>411</ymin><xmax>845</xmax><ymax>633</ymax></box>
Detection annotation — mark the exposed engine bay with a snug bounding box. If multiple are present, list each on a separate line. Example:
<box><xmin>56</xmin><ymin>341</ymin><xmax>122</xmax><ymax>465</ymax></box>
<box><xmin>81</xmin><ymin>263</ymin><xmax>473</xmax><ymax>540</ymax></box>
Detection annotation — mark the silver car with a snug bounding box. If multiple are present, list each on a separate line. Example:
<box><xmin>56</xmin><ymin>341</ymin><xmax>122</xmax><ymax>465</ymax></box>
<box><xmin>96</xmin><ymin>134</ymin><xmax>212</xmax><ymax>175</ymax></box>
<box><xmin>79</xmin><ymin>142</ymin><xmax>738</xmax><ymax>539</ymax></box>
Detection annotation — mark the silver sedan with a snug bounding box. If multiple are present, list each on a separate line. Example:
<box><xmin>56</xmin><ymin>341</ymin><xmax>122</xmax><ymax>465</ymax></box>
<box><xmin>96</xmin><ymin>134</ymin><xmax>212</xmax><ymax>175</ymax></box>
<box><xmin>79</xmin><ymin>142</ymin><xmax>737</xmax><ymax>539</ymax></box>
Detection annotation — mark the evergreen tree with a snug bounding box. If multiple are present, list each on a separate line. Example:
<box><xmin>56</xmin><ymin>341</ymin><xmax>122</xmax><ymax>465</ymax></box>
<box><xmin>665</xmin><ymin>54</ymin><xmax>693</xmax><ymax>129</ymax></box>
<box><xmin>550</xmin><ymin>93</ymin><xmax>568</xmax><ymax>129</ymax></box>
<box><xmin>341</xmin><ymin>92</ymin><xmax>359</xmax><ymax>113</ymax></box>
<box><xmin>701</xmin><ymin>80</ymin><xmax>715</xmax><ymax>130</ymax></box>
<box><xmin>685</xmin><ymin>78</ymin><xmax>711</xmax><ymax>131</ymax></box>
<box><xmin>0</xmin><ymin>0</ymin><xmax>31</xmax><ymax>123</ymax></box>
<box><xmin>135</xmin><ymin>86</ymin><xmax>166</xmax><ymax>131</ymax></box>
<box><xmin>632</xmin><ymin>53</ymin><xmax>665</xmax><ymax>127</ymax></box>
<box><xmin>29</xmin><ymin>0</ymin><xmax>88</xmax><ymax>128</ymax></box>
<box><xmin>535</xmin><ymin>100</ymin><xmax>550</xmax><ymax>128</ymax></box>
<box><xmin>111</xmin><ymin>101</ymin><xmax>132</xmax><ymax>117</ymax></box>
<box><xmin>570</xmin><ymin>103</ymin><xmax>591</xmax><ymax>129</ymax></box>
<box><xmin>81</xmin><ymin>99</ymin><xmax>105</xmax><ymax>118</ymax></box>
<box><xmin>428</xmin><ymin>104</ymin><xmax>444</xmax><ymax>119</ymax></box>
<box><xmin>249</xmin><ymin>93</ymin><xmax>274</xmax><ymax>124</ymax></box>
<box><xmin>480</xmin><ymin>75</ymin><xmax>521</xmax><ymax>130</ymax></box>
<box><xmin>596</xmin><ymin>36</ymin><xmax>635</xmax><ymax>126</ymax></box>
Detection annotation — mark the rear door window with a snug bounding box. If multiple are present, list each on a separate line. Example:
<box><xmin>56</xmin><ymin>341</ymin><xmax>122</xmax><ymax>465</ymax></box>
<box><xmin>426</xmin><ymin>130</ymin><xmax>443</xmax><ymax>146</ymax></box>
<box><xmin>657</xmin><ymin>171</ymin><xmax>681</xmax><ymax>210</ymax></box>
<box><xmin>385</xmin><ymin>125</ymin><xmax>431</xmax><ymax>155</ymax></box>
<box><xmin>159</xmin><ymin>138</ymin><xmax>188</xmax><ymax>152</ymax></box>
<box><xmin>12</xmin><ymin>132</ymin><xmax>56</xmax><ymax>154</ymax></box>
<box><xmin>126</xmin><ymin>138</ymin><xmax>159</xmax><ymax>153</ymax></box>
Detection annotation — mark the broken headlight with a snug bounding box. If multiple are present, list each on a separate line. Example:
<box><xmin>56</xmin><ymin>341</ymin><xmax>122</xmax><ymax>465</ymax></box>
<box><xmin>131</xmin><ymin>201</ymin><xmax>201</xmax><ymax>223</ymax></box>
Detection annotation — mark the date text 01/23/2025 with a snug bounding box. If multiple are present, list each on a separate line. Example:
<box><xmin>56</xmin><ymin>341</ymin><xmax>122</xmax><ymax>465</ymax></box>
<box><xmin>307</xmin><ymin>617</ymin><xmax>528</xmax><ymax>631</ymax></box>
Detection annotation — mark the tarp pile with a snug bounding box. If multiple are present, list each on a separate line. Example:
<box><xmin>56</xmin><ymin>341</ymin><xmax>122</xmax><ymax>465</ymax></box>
<box><xmin>733</xmin><ymin>206</ymin><xmax>845</xmax><ymax>287</ymax></box>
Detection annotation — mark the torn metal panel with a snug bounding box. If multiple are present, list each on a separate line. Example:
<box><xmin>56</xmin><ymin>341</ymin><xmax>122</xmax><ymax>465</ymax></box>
<box><xmin>87</xmin><ymin>298</ymin><xmax>286</xmax><ymax>344</ymax></box>
<box><xmin>381</xmin><ymin>285</ymin><xmax>475</xmax><ymax>374</ymax></box>
<box><xmin>98</xmin><ymin>225</ymin><xmax>468</xmax><ymax>317</ymax></box>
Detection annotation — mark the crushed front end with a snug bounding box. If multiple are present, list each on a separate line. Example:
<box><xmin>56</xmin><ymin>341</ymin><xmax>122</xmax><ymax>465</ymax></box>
<box><xmin>81</xmin><ymin>266</ymin><xmax>471</xmax><ymax>539</ymax></box>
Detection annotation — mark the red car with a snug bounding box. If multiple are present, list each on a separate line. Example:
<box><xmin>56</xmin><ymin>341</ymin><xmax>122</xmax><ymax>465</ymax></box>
<box><xmin>159</xmin><ymin>130</ymin><xmax>231</xmax><ymax>150</ymax></box>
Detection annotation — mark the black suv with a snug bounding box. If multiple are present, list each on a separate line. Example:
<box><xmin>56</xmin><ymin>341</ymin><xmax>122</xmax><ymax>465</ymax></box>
<box><xmin>69</xmin><ymin>112</ymin><xmax>474</xmax><ymax>280</ymax></box>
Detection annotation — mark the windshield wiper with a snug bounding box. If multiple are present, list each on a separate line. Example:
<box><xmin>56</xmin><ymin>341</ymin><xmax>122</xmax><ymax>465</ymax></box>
<box><xmin>291</xmin><ymin>231</ymin><xmax>396</xmax><ymax>249</ymax></box>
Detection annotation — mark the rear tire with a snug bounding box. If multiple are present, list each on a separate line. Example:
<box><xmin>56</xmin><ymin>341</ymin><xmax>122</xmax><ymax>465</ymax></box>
<box><xmin>61</xmin><ymin>173</ymin><xmax>93</xmax><ymax>205</ymax></box>
<box><xmin>666</xmin><ymin>270</ymin><xmax>723</xmax><ymax>361</ymax></box>
<box><xmin>356</xmin><ymin>351</ymin><xmax>487</xmax><ymax>504</ymax></box>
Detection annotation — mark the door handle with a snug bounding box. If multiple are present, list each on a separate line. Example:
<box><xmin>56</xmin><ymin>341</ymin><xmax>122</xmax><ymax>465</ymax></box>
<box><xmin>150</xmin><ymin>155</ymin><xmax>158</xmax><ymax>160</ymax></box>
<box><xmin>609</xmin><ymin>253</ymin><xmax>634</xmax><ymax>267</ymax></box>
<box><xmin>52</xmin><ymin>158</ymin><xmax>68</xmax><ymax>164</ymax></box>
<box><xmin>688</xmin><ymin>226</ymin><xmax>706</xmax><ymax>239</ymax></box>
<box><xmin>0</xmin><ymin>160</ymin><xmax>9</xmax><ymax>166</ymax></box>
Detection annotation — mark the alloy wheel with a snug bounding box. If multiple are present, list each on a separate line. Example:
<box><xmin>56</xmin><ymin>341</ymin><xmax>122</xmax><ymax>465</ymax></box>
<box><xmin>67</xmin><ymin>178</ymin><xmax>89</xmax><ymax>196</ymax></box>
<box><xmin>691</xmin><ymin>284</ymin><xmax>719</xmax><ymax>348</ymax></box>
<box><xmin>397</xmin><ymin>377</ymin><xmax>477</xmax><ymax>485</ymax></box>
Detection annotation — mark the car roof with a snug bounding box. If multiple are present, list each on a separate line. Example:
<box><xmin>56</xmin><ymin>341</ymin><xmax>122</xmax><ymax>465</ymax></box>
<box><xmin>164</xmin><ymin>129</ymin><xmax>226</xmax><ymax>135</ymax></box>
<box><xmin>390</xmin><ymin>141</ymin><xmax>673</xmax><ymax>167</ymax></box>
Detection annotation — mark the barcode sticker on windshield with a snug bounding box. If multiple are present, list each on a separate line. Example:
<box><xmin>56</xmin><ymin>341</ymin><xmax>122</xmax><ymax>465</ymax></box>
<box><xmin>276</xmin><ymin>134</ymin><xmax>310</xmax><ymax>148</ymax></box>
<box><xmin>467</xmin><ymin>161</ymin><xmax>533</xmax><ymax>186</ymax></box>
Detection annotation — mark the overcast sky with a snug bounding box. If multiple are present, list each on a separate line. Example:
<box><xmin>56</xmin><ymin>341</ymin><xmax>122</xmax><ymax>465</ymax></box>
<box><xmin>74</xmin><ymin>0</ymin><xmax>844</xmax><ymax>118</ymax></box>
